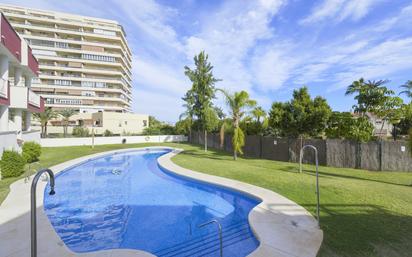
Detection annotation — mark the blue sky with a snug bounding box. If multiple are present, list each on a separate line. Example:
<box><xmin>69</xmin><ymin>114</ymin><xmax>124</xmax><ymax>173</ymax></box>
<box><xmin>4</xmin><ymin>0</ymin><xmax>412</xmax><ymax>122</ymax></box>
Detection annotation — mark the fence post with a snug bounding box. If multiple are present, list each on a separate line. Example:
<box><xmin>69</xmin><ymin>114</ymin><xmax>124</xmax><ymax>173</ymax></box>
<box><xmin>259</xmin><ymin>135</ymin><xmax>263</xmax><ymax>159</ymax></box>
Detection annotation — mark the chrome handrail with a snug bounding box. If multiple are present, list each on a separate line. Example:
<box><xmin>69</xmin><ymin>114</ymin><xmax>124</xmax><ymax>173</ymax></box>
<box><xmin>31</xmin><ymin>169</ymin><xmax>56</xmax><ymax>257</ymax></box>
<box><xmin>299</xmin><ymin>144</ymin><xmax>320</xmax><ymax>226</ymax></box>
<box><xmin>198</xmin><ymin>219</ymin><xmax>223</xmax><ymax>257</ymax></box>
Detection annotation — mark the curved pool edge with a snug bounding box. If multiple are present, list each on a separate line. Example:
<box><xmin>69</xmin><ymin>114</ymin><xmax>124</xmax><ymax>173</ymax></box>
<box><xmin>158</xmin><ymin>148</ymin><xmax>323</xmax><ymax>257</ymax></box>
<box><xmin>0</xmin><ymin>146</ymin><xmax>322</xmax><ymax>257</ymax></box>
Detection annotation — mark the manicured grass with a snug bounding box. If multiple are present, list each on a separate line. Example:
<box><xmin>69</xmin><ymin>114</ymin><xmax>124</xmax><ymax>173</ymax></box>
<box><xmin>1</xmin><ymin>143</ymin><xmax>411</xmax><ymax>257</ymax></box>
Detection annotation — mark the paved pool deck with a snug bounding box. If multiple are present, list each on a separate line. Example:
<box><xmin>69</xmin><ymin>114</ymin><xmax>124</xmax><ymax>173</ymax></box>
<box><xmin>0</xmin><ymin>147</ymin><xmax>323</xmax><ymax>257</ymax></box>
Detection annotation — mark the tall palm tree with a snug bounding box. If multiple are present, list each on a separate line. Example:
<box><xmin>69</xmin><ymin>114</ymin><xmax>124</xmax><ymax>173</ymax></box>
<box><xmin>218</xmin><ymin>89</ymin><xmax>256</xmax><ymax>160</ymax></box>
<box><xmin>400</xmin><ymin>80</ymin><xmax>412</xmax><ymax>100</ymax></box>
<box><xmin>33</xmin><ymin>107</ymin><xmax>58</xmax><ymax>138</ymax></box>
<box><xmin>59</xmin><ymin>109</ymin><xmax>77</xmax><ymax>137</ymax></box>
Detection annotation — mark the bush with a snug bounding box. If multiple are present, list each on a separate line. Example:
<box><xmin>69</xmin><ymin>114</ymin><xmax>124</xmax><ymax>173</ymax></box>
<box><xmin>72</xmin><ymin>127</ymin><xmax>90</xmax><ymax>137</ymax></box>
<box><xmin>0</xmin><ymin>150</ymin><xmax>26</xmax><ymax>178</ymax></box>
<box><xmin>22</xmin><ymin>141</ymin><xmax>42</xmax><ymax>163</ymax></box>
<box><xmin>103</xmin><ymin>129</ymin><xmax>113</xmax><ymax>137</ymax></box>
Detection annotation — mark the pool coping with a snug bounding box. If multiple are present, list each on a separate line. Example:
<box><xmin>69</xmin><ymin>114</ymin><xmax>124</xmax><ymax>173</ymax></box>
<box><xmin>0</xmin><ymin>147</ymin><xmax>323</xmax><ymax>257</ymax></box>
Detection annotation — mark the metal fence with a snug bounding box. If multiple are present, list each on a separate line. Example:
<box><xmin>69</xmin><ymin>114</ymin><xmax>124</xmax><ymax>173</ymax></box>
<box><xmin>190</xmin><ymin>132</ymin><xmax>412</xmax><ymax>172</ymax></box>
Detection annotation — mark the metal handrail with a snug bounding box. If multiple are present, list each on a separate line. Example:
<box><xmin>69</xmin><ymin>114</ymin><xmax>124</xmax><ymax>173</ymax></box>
<box><xmin>299</xmin><ymin>145</ymin><xmax>320</xmax><ymax>226</ymax></box>
<box><xmin>198</xmin><ymin>219</ymin><xmax>223</xmax><ymax>257</ymax></box>
<box><xmin>31</xmin><ymin>169</ymin><xmax>56</xmax><ymax>257</ymax></box>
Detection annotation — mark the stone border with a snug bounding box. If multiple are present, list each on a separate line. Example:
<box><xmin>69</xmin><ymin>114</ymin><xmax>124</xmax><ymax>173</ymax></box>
<box><xmin>0</xmin><ymin>147</ymin><xmax>322</xmax><ymax>257</ymax></box>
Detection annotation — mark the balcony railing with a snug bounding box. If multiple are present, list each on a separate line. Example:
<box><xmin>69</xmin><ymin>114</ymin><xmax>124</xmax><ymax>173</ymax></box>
<box><xmin>0</xmin><ymin>14</ymin><xmax>22</xmax><ymax>61</ymax></box>
<box><xmin>28</xmin><ymin>89</ymin><xmax>41</xmax><ymax>107</ymax></box>
<box><xmin>0</xmin><ymin>78</ymin><xmax>8</xmax><ymax>99</ymax></box>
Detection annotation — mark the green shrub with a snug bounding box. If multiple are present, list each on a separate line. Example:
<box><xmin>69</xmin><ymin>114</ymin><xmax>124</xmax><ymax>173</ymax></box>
<box><xmin>103</xmin><ymin>129</ymin><xmax>113</xmax><ymax>137</ymax></box>
<box><xmin>22</xmin><ymin>141</ymin><xmax>41</xmax><ymax>163</ymax></box>
<box><xmin>72</xmin><ymin>127</ymin><xmax>90</xmax><ymax>137</ymax></box>
<box><xmin>0</xmin><ymin>150</ymin><xmax>26</xmax><ymax>178</ymax></box>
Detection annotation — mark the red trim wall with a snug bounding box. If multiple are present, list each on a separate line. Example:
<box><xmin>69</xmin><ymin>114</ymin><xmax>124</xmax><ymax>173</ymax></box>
<box><xmin>0</xmin><ymin>14</ymin><xmax>21</xmax><ymax>62</ymax></box>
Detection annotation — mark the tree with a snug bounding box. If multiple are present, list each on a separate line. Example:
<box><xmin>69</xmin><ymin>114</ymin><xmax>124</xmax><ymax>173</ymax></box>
<box><xmin>33</xmin><ymin>107</ymin><xmax>58</xmax><ymax>138</ymax></box>
<box><xmin>203</xmin><ymin>107</ymin><xmax>219</xmax><ymax>151</ymax></box>
<box><xmin>326</xmin><ymin>112</ymin><xmax>355</xmax><ymax>139</ymax></box>
<box><xmin>374</xmin><ymin>96</ymin><xmax>403</xmax><ymax>137</ymax></box>
<box><xmin>397</xmin><ymin>103</ymin><xmax>412</xmax><ymax>135</ymax></box>
<box><xmin>180</xmin><ymin>91</ymin><xmax>195</xmax><ymax>140</ymax></box>
<box><xmin>184</xmin><ymin>51</ymin><xmax>221</xmax><ymax>151</ymax></box>
<box><xmin>143</xmin><ymin>116</ymin><xmax>176</xmax><ymax>135</ymax></box>
<box><xmin>59</xmin><ymin>109</ymin><xmax>77</xmax><ymax>137</ymax></box>
<box><xmin>252</xmin><ymin>106</ymin><xmax>266</xmax><ymax>124</ymax></box>
<box><xmin>345</xmin><ymin>78</ymin><xmax>392</xmax><ymax>115</ymax></box>
<box><xmin>268</xmin><ymin>87</ymin><xmax>331</xmax><ymax>138</ymax></box>
<box><xmin>347</xmin><ymin>117</ymin><xmax>375</xmax><ymax>142</ymax></box>
<box><xmin>325</xmin><ymin>112</ymin><xmax>374</xmax><ymax>142</ymax></box>
<box><xmin>218</xmin><ymin>89</ymin><xmax>256</xmax><ymax>160</ymax></box>
<box><xmin>400</xmin><ymin>80</ymin><xmax>412</xmax><ymax>100</ymax></box>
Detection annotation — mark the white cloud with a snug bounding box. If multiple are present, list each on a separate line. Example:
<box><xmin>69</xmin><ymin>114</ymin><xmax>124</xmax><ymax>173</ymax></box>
<box><xmin>183</xmin><ymin>0</ymin><xmax>286</xmax><ymax>93</ymax></box>
<box><xmin>300</xmin><ymin>0</ymin><xmax>379</xmax><ymax>24</ymax></box>
<box><xmin>252</xmin><ymin>48</ymin><xmax>298</xmax><ymax>90</ymax></box>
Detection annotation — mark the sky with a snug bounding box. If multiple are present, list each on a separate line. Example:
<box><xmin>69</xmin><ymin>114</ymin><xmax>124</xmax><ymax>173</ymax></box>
<box><xmin>4</xmin><ymin>0</ymin><xmax>412</xmax><ymax>122</ymax></box>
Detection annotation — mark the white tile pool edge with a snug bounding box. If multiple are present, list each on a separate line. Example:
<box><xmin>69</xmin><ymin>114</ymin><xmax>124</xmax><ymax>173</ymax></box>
<box><xmin>0</xmin><ymin>147</ymin><xmax>322</xmax><ymax>257</ymax></box>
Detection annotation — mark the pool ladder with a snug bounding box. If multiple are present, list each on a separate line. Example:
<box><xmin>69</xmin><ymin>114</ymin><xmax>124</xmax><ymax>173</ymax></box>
<box><xmin>198</xmin><ymin>219</ymin><xmax>223</xmax><ymax>257</ymax></box>
<box><xmin>31</xmin><ymin>169</ymin><xmax>56</xmax><ymax>257</ymax></box>
<box><xmin>299</xmin><ymin>145</ymin><xmax>320</xmax><ymax>226</ymax></box>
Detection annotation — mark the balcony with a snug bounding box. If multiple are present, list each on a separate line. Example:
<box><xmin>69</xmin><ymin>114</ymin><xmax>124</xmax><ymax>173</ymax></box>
<box><xmin>0</xmin><ymin>13</ymin><xmax>21</xmax><ymax>62</ymax></box>
<box><xmin>28</xmin><ymin>89</ymin><xmax>41</xmax><ymax>107</ymax></box>
<box><xmin>0</xmin><ymin>78</ymin><xmax>10</xmax><ymax>106</ymax></box>
<box><xmin>8</xmin><ymin>86</ymin><xmax>44</xmax><ymax>112</ymax></box>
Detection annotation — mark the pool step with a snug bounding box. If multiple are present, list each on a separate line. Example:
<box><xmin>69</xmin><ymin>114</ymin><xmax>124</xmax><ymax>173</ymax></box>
<box><xmin>156</xmin><ymin>222</ymin><xmax>253</xmax><ymax>257</ymax></box>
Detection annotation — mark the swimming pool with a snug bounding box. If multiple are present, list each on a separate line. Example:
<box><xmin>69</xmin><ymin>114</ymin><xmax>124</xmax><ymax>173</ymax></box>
<box><xmin>44</xmin><ymin>149</ymin><xmax>261</xmax><ymax>257</ymax></box>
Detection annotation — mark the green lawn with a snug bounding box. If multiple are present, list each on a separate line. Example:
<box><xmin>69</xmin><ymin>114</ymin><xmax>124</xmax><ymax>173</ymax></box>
<box><xmin>1</xmin><ymin>143</ymin><xmax>411</xmax><ymax>257</ymax></box>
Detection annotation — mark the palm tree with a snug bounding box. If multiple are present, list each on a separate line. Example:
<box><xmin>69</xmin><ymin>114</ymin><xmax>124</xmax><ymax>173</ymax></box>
<box><xmin>400</xmin><ymin>80</ymin><xmax>412</xmax><ymax>100</ymax></box>
<box><xmin>251</xmin><ymin>106</ymin><xmax>266</xmax><ymax>123</ymax></box>
<box><xmin>59</xmin><ymin>109</ymin><xmax>77</xmax><ymax>137</ymax></box>
<box><xmin>346</xmin><ymin>78</ymin><xmax>391</xmax><ymax>115</ymax></box>
<box><xmin>33</xmin><ymin>107</ymin><xmax>58</xmax><ymax>138</ymax></box>
<box><xmin>218</xmin><ymin>89</ymin><xmax>256</xmax><ymax>160</ymax></box>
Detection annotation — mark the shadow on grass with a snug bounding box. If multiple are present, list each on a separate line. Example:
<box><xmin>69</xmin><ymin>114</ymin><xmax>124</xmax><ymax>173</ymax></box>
<box><xmin>293</xmin><ymin>203</ymin><xmax>412</xmax><ymax>257</ymax></box>
<box><xmin>300</xmin><ymin>169</ymin><xmax>412</xmax><ymax>188</ymax></box>
<box><xmin>183</xmin><ymin>145</ymin><xmax>411</xmax><ymax>188</ymax></box>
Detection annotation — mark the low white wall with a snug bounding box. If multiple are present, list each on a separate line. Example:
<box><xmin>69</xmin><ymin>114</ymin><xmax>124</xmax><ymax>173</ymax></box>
<box><xmin>0</xmin><ymin>131</ymin><xmax>19</xmax><ymax>156</ymax></box>
<box><xmin>22</xmin><ymin>130</ymin><xmax>41</xmax><ymax>143</ymax></box>
<box><xmin>40</xmin><ymin>135</ymin><xmax>188</xmax><ymax>147</ymax></box>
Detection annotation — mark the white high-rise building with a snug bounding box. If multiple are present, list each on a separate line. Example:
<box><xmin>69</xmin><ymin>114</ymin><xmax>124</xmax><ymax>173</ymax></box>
<box><xmin>0</xmin><ymin>4</ymin><xmax>133</xmax><ymax>113</ymax></box>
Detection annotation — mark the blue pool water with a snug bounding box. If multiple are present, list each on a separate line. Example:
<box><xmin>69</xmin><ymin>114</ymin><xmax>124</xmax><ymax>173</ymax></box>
<box><xmin>44</xmin><ymin>149</ymin><xmax>261</xmax><ymax>257</ymax></box>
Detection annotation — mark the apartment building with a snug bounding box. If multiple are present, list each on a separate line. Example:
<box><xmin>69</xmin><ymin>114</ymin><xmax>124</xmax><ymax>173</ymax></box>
<box><xmin>0</xmin><ymin>13</ymin><xmax>44</xmax><ymax>154</ymax></box>
<box><xmin>0</xmin><ymin>4</ymin><xmax>133</xmax><ymax>113</ymax></box>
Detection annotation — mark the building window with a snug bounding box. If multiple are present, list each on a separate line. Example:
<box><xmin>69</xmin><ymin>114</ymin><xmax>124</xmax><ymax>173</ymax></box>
<box><xmin>143</xmin><ymin>120</ymin><xmax>147</xmax><ymax>127</ymax></box>
<box><xmin>81</xmin><ymin>53</ymin><xmax>115</xmax><ymax>62</ymax></box>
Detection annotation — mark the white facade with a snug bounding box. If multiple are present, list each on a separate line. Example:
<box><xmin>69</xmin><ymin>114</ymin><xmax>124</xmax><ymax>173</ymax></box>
<box><xmin>0</xmin><ymin>4</ymin><xmax>133</xmax><ymax>113</ymax></box>
<box><xmin>45</xmin><ymin>112</ymin><xmax>149</xmax><ymax>135</ymax></box>
<box><xmin>0</xmin><ymin>13</ymin><xmax>43</xmax><ymax>155</ymax></box>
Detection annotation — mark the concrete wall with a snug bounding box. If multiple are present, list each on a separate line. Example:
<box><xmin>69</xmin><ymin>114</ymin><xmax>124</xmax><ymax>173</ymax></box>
<box><xmin>190</xmin><ymin>132</ymin><xmax>412</xmax><ymax>172</ymax></box>
<box><xmin>0</xmin><ymin>131</ymin><xmax>19</xmax><ymax>156</ymax></box>
<box><xmin>40</xmin><ymin>135</ymin><xmax>188</xmax><ymax>147</ymax></box>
